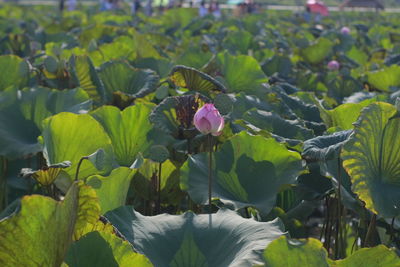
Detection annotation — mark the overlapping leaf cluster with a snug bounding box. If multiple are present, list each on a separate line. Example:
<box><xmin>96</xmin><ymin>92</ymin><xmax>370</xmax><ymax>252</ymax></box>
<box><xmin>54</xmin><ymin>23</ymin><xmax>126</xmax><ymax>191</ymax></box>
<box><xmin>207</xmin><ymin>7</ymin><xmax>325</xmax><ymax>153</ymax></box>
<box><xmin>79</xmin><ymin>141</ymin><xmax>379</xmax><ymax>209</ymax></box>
<box><xmin>0</xmin><ymin>4</ymin><xmax>400</xmax><ymax>266</ymax></box>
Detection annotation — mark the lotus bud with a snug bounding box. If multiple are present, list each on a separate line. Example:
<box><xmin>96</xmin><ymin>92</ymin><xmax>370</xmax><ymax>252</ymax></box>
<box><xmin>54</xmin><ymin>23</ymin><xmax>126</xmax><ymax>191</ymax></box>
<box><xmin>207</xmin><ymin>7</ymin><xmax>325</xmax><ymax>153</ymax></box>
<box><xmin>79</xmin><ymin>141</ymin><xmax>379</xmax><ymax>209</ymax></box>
<box><xmin>194</xmin><ymin>103</ymin><xmax>224</xmax><ymax>136</ymax></box>
<box><xmin>340</xmin><ymin>26</ymin><xmax>350</xmax><ymax>35</ymax></box>
<box><xmin>327</xmin><ymin>60</ymin><xmax>340</xmax><ymax>71</ymax></box>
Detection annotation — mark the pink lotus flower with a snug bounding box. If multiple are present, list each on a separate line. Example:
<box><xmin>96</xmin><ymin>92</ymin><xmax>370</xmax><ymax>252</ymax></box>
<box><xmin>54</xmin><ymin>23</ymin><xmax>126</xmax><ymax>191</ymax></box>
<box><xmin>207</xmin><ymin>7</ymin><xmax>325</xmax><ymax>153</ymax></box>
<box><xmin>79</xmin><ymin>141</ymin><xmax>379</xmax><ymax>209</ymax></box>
<box><xmin>327</xmin><ymin>60</ymin><xmax>340</xmax><ymax>71</ymax></box>
<box><xmin>194</xmin><ymin>103</ymin><xmax>224</xmax><ymax>136</ymax></box>
<box><xmin>340</xmin><ymin>26</ymin><xmax>350</xmax><ymax>35</ymax></box>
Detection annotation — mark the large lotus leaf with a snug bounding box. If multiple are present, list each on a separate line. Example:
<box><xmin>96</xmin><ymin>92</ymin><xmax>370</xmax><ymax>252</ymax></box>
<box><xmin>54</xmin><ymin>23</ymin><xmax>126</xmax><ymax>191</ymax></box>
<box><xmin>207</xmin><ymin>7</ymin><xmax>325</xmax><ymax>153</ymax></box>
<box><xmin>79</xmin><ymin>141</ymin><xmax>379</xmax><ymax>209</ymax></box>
<box><xmin>134</xmin><ymin>57</ymin><xmax>174</xmax><ymax>79</ymax></box>
<box><xmin>149</xmin><ymin>96</ymin><xmax>179</xmax><ymax>136</ymax></box>
<box><xmin>261</xmin><ymin>236</ymin><xmax>399</xmax><ymax>267</ymax></box>
<box><xmin>346</xmin><ymin>46</ymin><xmax>368</xmax><ymax>66</ymax></box>
<box><xmin>342</xmin><ymin>102</ymin><xmax>400</xmax><ymax>217</ymax></box>
<box><xmin>300</xmin><ymin>38</ymin><xmax>333</xmax><ymax>64</ymax></box>
<box><xmin>42</xmin><ymin>112</ymin><xmax>113</xmax><ymax>179</ymax></box>
<box><xmin>86</xmin><ymin>167</ymin><xmax>134</xmax><ymax>214</ymax></box>
<box><xmin>98</xmin><ymin>60</ymin><xmax>159</xmax><ymax>102</ymax></box>
<box><xmin>333</xmin><ymin>245</ymin><xmax>400</xmax><ymax>267</ymax></box>
<box><xmin>243</xmin><ymin>109</ymin><xmax>314</xmax><ymax>141</ymax></box>
<box><xmin>231</xmin><ymin>93</ymin><xmax>273</xmax><ymax>119</ymax></box>
<box><xmin>262</xmin><ymin>55</ymin><xmax>293</xmax><ymax>78</ymax></box>
<box><xmin>262</xmin><ymin>236</ymin><xmax>330</xmax><ymax>267</ymax></box>
<box><xmin>91</xmin><ymin>104</ymin><xmax>154</xmax><ymax>166</ymax></box>
<box><xmin>69</xmin><ymin>55</ymin><xmax>105</xmax><ymax>104</ymax></box>
<box><xmin>78</xmin><ymin>24</ymin><xmax>117</xmax><ymax>47</ymax></box>
<box><xmin>302</xmin><ymin>130</ymin><xmax>353</xmax><ymax>192</ymax></box>
<box><xmin>89</xmin><ymin>36</ymin><xmax>137</xmax><ymax>67</ymax></box>
<box><xmin>105</xmin><ymin>207</ymin><xmax>284</xmax><ymax>267</ymax></box>
<box><xmin>181</xmin><ymin>132</ymin><xmax>303</xmax><ymax>215</ymax></box>
<box><xmin>169</xmin><ymin>65</ymin><xmax>226</xmax><ymax>95</ymax></box>
<box><xmin>216</xmin><ymin>52</ymin><xmax>268</xmax><ymax>95</ymax></box>
<box><xmin>20</xmin><ymin>87</ymin><xmax>92</xmax><ymax>130</ymax></box>
<box><xmin>128</xmin><ymin>30</ymin><xmax>162</xmax><ymax>59</ymax></box>
<box><xmin>319</xmin><ymin>100</ymin><xmax>376</xmax><ymax>131</ymax></box>
<box><xmin>0</xmin><ymin>182</ymin><xmax>99</xmax><ymax>267</ymax></box>
<box><xmin>0</xmin><ymin>55</ymin><xmax>29</xmax><ymax>90</ymax></box>
<box><xmin>175</xmin><ymin>46</ymin><xmax>213</xmax><ymax>69</ymax></box>
<box><xmin>303</xmin><ymin>130</ymin><xmax>353</xmax><ymax>162</ymax></box>
<box><xmin>222</xmin><ymin>30</ymin><xmax>253</xmax><ymax>55</ymax></box>
<box><xmin>65</xmin><ymin>230</ymin><xmax>153</xmax><ymax>267</ymax></box>
<box><xmin>271</xmin><ymin>85</ymin><xmax>322</xmax><ymax>123</ymax></box>
<box><xmin>368</xmin><ymin>65</ymin><xmax>400</xmax><ymax>92</ymax></box>
<box><xmin>0</xmin><ymin>87</ymin><xmax>41</xmax><ymax>159</ymax></box>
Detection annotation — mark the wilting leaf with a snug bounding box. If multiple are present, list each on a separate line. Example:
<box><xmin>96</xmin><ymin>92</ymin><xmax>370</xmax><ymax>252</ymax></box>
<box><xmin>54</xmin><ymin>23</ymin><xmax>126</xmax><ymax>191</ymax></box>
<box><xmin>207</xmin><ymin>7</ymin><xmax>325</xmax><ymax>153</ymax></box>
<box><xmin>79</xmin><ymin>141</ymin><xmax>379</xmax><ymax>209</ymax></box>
<box><xmin>0</xmin><ymin>182</ymin><xmax>99</xmax><ymax>267</ymax></box>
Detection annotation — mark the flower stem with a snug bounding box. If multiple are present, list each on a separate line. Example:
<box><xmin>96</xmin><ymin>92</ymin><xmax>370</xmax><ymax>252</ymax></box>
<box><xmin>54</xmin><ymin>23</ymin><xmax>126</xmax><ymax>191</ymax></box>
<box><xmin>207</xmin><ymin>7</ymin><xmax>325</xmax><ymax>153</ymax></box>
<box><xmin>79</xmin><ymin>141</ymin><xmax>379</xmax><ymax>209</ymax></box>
<box><xmin>208</xmin><ymin>134</ymin><xmax>212</xmax><ymax>214</ymax></box>
<box><xmin>364</xmin><ymin>213</ymin><xmax>377</xmax><ymax>247</ymax></box>
<box><xmin>157</xmin><ymin>162</ymin><xmax>162</xmax><ymax>214</ymax></box>
<box><xmin>75</xmin><ymin>156</ymin><xmax>89</xmax><ymax>181</ymax></box>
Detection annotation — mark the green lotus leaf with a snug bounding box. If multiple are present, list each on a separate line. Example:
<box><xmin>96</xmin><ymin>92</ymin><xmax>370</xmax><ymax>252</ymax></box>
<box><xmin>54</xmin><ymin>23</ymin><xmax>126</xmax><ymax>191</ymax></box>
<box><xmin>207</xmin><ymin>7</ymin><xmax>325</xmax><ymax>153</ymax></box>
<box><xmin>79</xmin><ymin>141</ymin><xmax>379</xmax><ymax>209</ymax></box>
<box><xmin>65</xmin><ymin>230</ymin><xmax>153</xmax><ymax>267</ymax></box>
<box><xmin>0</xmin><ymin>88</ymin><xmax>41</xmax><ymax>159</ymax></box>
<box><xmin>89</xmin><ymin>36</ymin><xmax>137</xmax><ymax>67</ymax></box>
<box><xmin>0</xmin><ymin>55</ymin><xmax>29</xmax><ymax>90</ymax></box>
<box><xmin>181</xmin><ymin>132</ymin><xmax>303</xmax><ymax>215</ymax></box>
<box><xmin>319</xmin><ymin>100</ymin><xmax>377</xmax><ymax>131</ymax></box>
<box><xmin>346</xmin><ymin>46</ymin><xmax>368</xmax><ymax>66</ymax></box>
<box><xmin>169</xmin><ymin>65</ymin><xmax>226</xmax><ymax>95</ymax></box>
<box><xmin>0</xmin><ymin>86</ymin><xmax>92</xmax><ymax>159</ymax></box>
<box><xmin>367</xmin><ymin>65</ymin><xmax>400</xmax><ymax>92</ymax></box>
<box><xmin>69</xmin><ymin>55</ymin><xmax>105</xmax><ymax>104</ymax></box>
<box><xmin>271</xmin><ymin>85</ymin><xmax>322</xmax><ymax>123</ymax></box>
<box><xmin>42</xmin><ymin>112</ymin><xmax>114</xmax><ymax>179</ymax></box>
<box><xmin>78</xmin><ymin>24</ymin><xmax>117</xmax><ymax>48</ymax></box>
<box><xmin>262</xmin><ymin>236</ymin><xmax>330</xmax><ymax>267</ymax></box>
<box><xmin>261</xmin><ymin>236</ymin><xmax>400</xmax><ymax>267</ymax></box>
<box><xmin>300</xmin><ymin>37</ymin><xmax>333</xmax><ymax>64</ymax></box>
<box><xmin>216</xmin><ymin>52</ymin><xmax>268</xmax><ymax>95</ymax></box>
<box><xmin>131</xmin><ymin>159</ymin><xmax>183</xmax><ymax>205</ymax></box>
<box><xmin>20</xmin><ymin>87</ymin><xmax>92</xmax><ymax>130</ymax></box>
<box><xmin>302</xmin><ymin>131</ymin><xmax>353</xmax><ymax>196</ymax></box>
<box><xmin>91</xmin><ymin>104</ymin><xmax>154</xmax><ymax>166</ymax></box>
<box><xmin>148</xmin><ymin>145</ymin><xmax>170</xmax><ymax>163</ymax></box>
<box><xmin>105</xmin><ymin>207</ymin><xmax>284</xmax><ymax>267</ymax></box>
<box><xmin>231</xmin><ymin>92</ymin><xmax>273</xmax><ymax>119</ymax></box>
<box><xmin>0</xmin><ymin>182</ymin><xmax>99</xmax><ymax>267</ymax></box>
<box><xmin>149</xmin><ymin>96</ymin><xmax>179</xmax><ymax>136</ymax></box>
<box><xmin>262</xmin><ymin>55</ymin><xmax>293</xmax><ymax>78</ymax></box>
<box><xmin>86</xmin><ymin>167</ymin><xmax>134</xmax><ymax>214</ymax></box>
<box><xmin>333</xmin><ymin>245</ymin><xmax>400</xmax><ymax>267</ymax></box>
<box><xmin>214</xmin><ymin>93</ymin><xmax>233</xmax><ymax>115</ymax></box>
<box><xmin>98</xmin><ymin>60</ymin><xmax>159</xmax><ymax>102</ymax></box>
<box><xmin>222</xmin><ymin>30</ymin><xmax>253</xmax><ymax>55</ymax></box>
<box><xmin>342</xmin><ymin>102</ymin><xmax>400</xmax><ymax>217</ymax></box>
<box><xmin>243</xmin><ymin>109</ymin><xmax>314</xmax><ymax>141</ymax></box>
<box><xmin>303</xmin><ymin>130</ymin><xmax>353</xmax><ymax>162</ymax></box>
<box><xmin>134</xmin><ymin>57</ymin><xmax>175</xmax><ymax>79</ymax></box>
<box><xmin>175</xmin><ymin>46</ymin><xmax>213</xmax><ymax>69</ymax></box>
